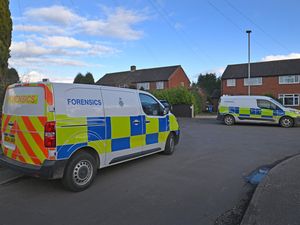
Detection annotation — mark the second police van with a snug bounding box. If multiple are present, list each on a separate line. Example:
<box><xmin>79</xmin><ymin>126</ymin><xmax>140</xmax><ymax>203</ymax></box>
<box><xmin>0</xmin><ymin>82</ymin><xmax>180</xmax><ymax>191</ymax></box>
<box><xmin>218</xmin><ymin>95</ymin><xmax>300</xmax><ymax>128</ymax></box>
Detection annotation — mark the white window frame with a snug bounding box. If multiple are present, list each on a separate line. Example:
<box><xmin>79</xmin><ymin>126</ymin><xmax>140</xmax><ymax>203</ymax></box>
<box><xmin>279</xmin><ymin>75</ymin><xmax>300</xmax><ymax>84</ymax></box>
<box><xmin>244</xmin><ymin>77</ymin><xmax>262</xmax><ymax>86</ymax></box>
<box><xmin>226</xmin><ymin>79</ymin><xmax>236</xmax><ymax>87</ymax></box>
<box><xmin>156</xmin><ymin>81</ymin><xmax>164</xmax><ymax>90</ymax></box>
<box><xmin>137</xmin><ymin>82</ymin><xmax>150</xmax><ymax>90</ymax></box>
<box><xmin>278</xmin><ymin>94</ymin><xmax>300</xmax><ymax>106</ymax></box>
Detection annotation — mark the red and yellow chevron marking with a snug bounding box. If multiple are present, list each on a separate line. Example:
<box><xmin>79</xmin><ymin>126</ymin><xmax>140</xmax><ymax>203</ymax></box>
<box><xmin>1</xmin><ymin>114</ymin><xmax>49</xmax><ymax>165</ymax></box>
<box><xmin>1</xmin><ymin>83</ymin><xmax>55</xmax><ymax>165</ymax></box>
<box><xmin>2</xmin><ymin>114</ymin><xmax>11</xmax><ymax>133</ymax></box>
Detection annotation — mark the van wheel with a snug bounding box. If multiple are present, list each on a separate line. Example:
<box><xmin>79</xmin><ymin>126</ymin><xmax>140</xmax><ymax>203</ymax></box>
<box><xmin>224</xmin><ymin>115</ymin><xmax>235</xmax><ymax>126</ymax></box>
<box><xmin>280</xmin><ymin>116</ymin><xmax>294</xmax><ymax>128</ymax></box>
<box><xmin>164</xmin><ymin>132</ymin><xmax>175</xmax><ymax>155</ymax></box>
<box><xmin>62</xmin><ymin>151</ymin><xmax>97</xmax><ymax>192</ymax></box>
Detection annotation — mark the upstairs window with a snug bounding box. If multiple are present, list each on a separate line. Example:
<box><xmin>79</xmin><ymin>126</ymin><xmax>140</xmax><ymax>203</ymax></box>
<box><xmin>279</xmin><ymin>75</ymin><xmax>300</xmax><ymax>84</ymax></box>
<box><xmin>226</xmin><ymin>79</ymin><xmax>236</xmax><ymax>87</ymax></box>
<box><xmin>156</xmin><ymin>81</ymin><xmax>164</xmax><ymax>89</ymax></box>
<box><xmin>137</xmin><ymin>82</ymin><xmax>150</xmax><ymax>90</ymax></box>
<box><xmin>244</xmin><ymin>77</ymin><xmax>262</xmax><ymax>86</ymax></box>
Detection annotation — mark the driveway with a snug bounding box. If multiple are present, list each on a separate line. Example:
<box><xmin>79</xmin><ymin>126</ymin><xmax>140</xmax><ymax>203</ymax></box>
<box><xmin>0</xmin><ymin>118</ymin><xmax>299</xmax><ymax>225</ymax></box>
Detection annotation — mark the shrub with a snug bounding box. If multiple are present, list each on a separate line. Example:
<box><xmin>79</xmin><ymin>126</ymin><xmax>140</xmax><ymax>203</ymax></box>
<box><xmin>152</xmin><ymin>87</ymin><xmax>201</xmax><ymax>115</ymax></box>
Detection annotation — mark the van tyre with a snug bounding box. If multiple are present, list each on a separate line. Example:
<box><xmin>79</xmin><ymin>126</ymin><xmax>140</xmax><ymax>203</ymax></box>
<box><xmin>224</xmin><ymin>115</ymin><xmax>235</xmax><ymax>126</ymax></box>
<box><xmin>280</xmin><ymin>116</ymin><xmax>294</xmax><ymax>128</ymax></box>
<box><xmin>164</xmin><ymin>132</ymin><xmax>176</xmax><ymax>155</ymax></box>
<box><xmin>62</xmin><ymin>151</ymin><xmax>97</xmax><ymax>192</ymax></box>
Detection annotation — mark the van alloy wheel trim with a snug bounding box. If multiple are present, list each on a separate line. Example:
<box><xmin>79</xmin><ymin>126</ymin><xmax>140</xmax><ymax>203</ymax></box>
<box><xmin>72</xmin><ymin>160</ymin><xmax>93</xmax><ymax>186</ymax></box>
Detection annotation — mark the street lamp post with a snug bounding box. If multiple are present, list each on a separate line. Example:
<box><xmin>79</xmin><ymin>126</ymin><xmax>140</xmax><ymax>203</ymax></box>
<box><xmin>246</xmin><ymin>30</ymin><xmax>252</xmax><ymax>96</ymax></box>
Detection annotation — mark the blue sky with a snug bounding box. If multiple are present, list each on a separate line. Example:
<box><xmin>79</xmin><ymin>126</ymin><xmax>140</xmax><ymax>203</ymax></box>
<box><xmin>9</xmin><ymin>0</ymin><xmax>300</xmax><ymax>83</ymax></box>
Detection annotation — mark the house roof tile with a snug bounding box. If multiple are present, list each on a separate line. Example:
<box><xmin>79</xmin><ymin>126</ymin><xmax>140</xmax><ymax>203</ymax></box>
<box><xmin>96</xmin><ymin>65</ymin><xmax>181</xmax><ymax>86</ymax></box>
<box><xmin>222</xmin><ymin>58</ymin><xmax>300</xmax><ymax>79</ymax></box>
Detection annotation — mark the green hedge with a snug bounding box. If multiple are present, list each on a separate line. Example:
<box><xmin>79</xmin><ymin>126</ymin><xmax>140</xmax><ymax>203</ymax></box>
<box><xmin>151</xmin><ymin>87</ymin><xmax>201</xmax><ymax>115</ymax></box>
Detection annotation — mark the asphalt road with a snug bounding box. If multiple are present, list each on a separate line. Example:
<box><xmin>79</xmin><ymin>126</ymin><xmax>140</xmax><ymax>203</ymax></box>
<box><xmin>0</xmin><ymin>118</ymin><xmax>299</xmax><ymax>225</ymax></box>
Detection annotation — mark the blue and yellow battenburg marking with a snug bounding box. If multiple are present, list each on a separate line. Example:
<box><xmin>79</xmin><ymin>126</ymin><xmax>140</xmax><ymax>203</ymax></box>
<box><xmin>56</xmin><ymin>115</ymin><xmax>178</xmax><ymax>159</ymax></box>
<box><xmin>219</xmin><ymin>106</ymin><xmax>286</xmax><ymax>119</ymax></box>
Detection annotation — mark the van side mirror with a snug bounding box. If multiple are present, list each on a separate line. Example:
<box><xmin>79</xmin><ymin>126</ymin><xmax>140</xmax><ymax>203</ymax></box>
<box><xmin>163</xmin><ymin>107</ymin><xmax>169</xmax><ymax>115</ymax></box>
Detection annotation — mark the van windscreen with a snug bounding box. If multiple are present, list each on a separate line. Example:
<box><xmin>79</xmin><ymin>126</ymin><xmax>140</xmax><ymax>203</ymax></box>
<box><xmin>3</xmin><ymin>86</ymin><xmax>45</xmax><ymax>116</ymax></box>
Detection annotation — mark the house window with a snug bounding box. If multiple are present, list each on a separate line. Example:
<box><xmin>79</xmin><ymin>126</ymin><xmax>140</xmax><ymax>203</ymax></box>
<box><xmin>156</xmin><ymin>81</ymin><xmax>164</xmax><ymax>89</ymax></box>
<box><xmin>279</xmin><ymin>75</ymin><xmax>300</xmax><ymax>84</ymax></box>
<box><xmin>244</xmin><ymin>77</ymin><xmax>262</xmax><ymax>86</ymax></box>
<box><xmin>278</xmin><ymin>94</ymin><xmax>299</xmax><ymax>106</ymax></box>
<box><xmin>180</xmin><ymin>82</ymin><xmax>185</xmax><ymax>87</ymax></box>
<box><xmin>137</xmin><ymin>82</ymin><xmax>150</xmax><ymax>90</ymax></box>
<box><xmin>226</xmin><ymin>79</ymin><xmax>236</xmax><ymax>87</ymax></box>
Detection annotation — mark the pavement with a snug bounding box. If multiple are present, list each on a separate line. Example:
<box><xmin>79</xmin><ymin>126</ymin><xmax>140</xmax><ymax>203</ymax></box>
<box><xmin>194</xmin><ymin>114</ymin><xmax>217</xmax><ymax>119</ymax></box>
<box><xmin>0</xmin><ymin>118</ymin><xmax>299</xmax><ymax>225</ymax></box>
<box><xmin>241</xmin><ymin>154</ymin><xmax>300</xmax><ymax>225</ymax></box>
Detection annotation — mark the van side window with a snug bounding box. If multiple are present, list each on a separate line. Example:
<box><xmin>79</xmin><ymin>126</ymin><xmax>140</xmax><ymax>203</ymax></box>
<box><xmin>139</xmin><ymin>93</ymin><xmax>163</xmax><ymax>116</ymax></box>
<box><xmin>257</xmin><ymin>100</ymin><xmax>278</xmax><ymax>110</ymax></box>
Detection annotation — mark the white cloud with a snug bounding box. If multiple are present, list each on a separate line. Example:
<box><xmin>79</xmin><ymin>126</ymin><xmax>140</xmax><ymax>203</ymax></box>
<box><xmin>174</xmin><ymin>22</ymin><xmax>183</xmax><ymax>30</ymax></box>
<box><xmin>19</xmin><ymin>5</ymin><xmax>148</xmax><ymax>40</ymax></box>
<box><xmin>20</xmin><ymin>71</ymin><xmax>74</xmax><ymax>83</ymax></box>
<box><xmin>24</xmin><ymin>5</ymin><xmax>82</xmax><ymax>25</ymax></box>
<box><xmin>75</xmin><ymin>7</ymin><xmax>147</xmax><ymax>40</ymax></box>
<box><xmin>40</xmin><ymin>36</ymin><xmax>91</xmax><ymax>48</ymax></box>
<box><xmin>20</xmin><ymin>71</ymin><xmax>45</xmax><ymax>82</ymax></box>
<box><xmin>262</xmin><ymin>53</ymin><xmax>300</xmax><ymax>61</ymax></box>
<box><xmin>10</xmin><ymin>57</ymin><xmax>88</xmax><ymax>67</ymax></box>
<box><xmin>9</xmin><ymin>39</ymin><xmax>116</xmax><ymax>69</ymax></box>
<box><xmin>10</xmin><ymin>41</ymin><xmax>54</xmax><ymax>57</ymax></box>
<box><xmin>11</xmin><ymin>4</ymin><xmax>148</xmax><ymax>75</ymax></box>
<box><xmin>87</xmin><ymin>44</ymin><xmax>119</xmax><ymax>55</ymax></box>
<box><xmin>14</xmin><ymin>25</ymin><xmax>66</xmax><ymax>35</ymax></box>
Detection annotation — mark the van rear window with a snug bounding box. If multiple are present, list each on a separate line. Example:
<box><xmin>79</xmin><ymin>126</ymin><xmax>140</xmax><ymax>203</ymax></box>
<box><xmin>3</xmin><ymin>87</ymin><xmax>45</xmax><ymax>116</ymax></box>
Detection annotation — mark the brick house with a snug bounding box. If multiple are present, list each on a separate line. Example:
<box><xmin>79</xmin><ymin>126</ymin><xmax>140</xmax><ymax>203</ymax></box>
<box><xmin>222</xmin><ymin>58</ymin><xmax>300</xmax><ymax>109</ymax></box>
<box><xmin>96</xmin><ymin>65</ymin><xmax>190</xmax><ymax>91</ymax></box>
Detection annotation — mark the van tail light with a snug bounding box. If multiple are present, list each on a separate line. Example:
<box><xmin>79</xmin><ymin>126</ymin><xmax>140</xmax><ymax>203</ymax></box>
<box><xmin>44</xmin><ymin>121</ymin><xmax>56</xmax><ymax>148</ymax></box>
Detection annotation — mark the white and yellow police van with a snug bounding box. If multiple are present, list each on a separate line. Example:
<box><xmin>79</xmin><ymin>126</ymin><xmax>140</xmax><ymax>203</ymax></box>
<box><xmin>0</xmin><ymin>82</ymin><xmax>180</xmax><ymax>191</ymax></box>
<box><xmin>218</xmin><ymin>95</ymin><xmax>300</xmax><ymax>128</ymax></box>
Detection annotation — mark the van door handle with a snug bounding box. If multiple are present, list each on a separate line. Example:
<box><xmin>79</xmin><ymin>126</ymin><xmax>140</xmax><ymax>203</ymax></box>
<box><xmin>133</xmin><ymin>120</ymin><xmax>140</xmax><ymax>125</ymax></box>
<box><xmin>145</xmin><ymin>120</ymin><xmax>150</xmax><ymax>124</ymax></box>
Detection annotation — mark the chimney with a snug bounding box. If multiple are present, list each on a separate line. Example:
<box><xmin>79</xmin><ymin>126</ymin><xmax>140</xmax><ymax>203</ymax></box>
<box><xmin>130</xmin><ymin>65</ymin><xmax>136</xmax><ymax>72</ymax></box>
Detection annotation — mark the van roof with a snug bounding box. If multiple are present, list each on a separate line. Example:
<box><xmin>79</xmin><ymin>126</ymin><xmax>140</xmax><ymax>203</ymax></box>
<box><xmin>221</xmin><ymin>95</ymin><xmax>272</xmax><ymax>100</ymax></box>
<box><xmin>10</xmin><ymin>82</ymin><xmax>148</xmax><ymax>95</ymax></box>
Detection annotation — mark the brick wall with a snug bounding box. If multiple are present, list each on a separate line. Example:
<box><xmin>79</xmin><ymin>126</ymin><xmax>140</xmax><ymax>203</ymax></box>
<box><xmin>168</xmin><ymin>67</ymin><xmax>190</xmax><ymax>88</ymax></box>
<box><xmin>222</xmin><ymin>76</ymin><xmax>300</xmax><ymax>109</ymax></box>
<box><xmin>148</xmin><ymin>81</ymin><xmax>169</xmax><ymax>91</ymax></box>
<box><xmin>222</xmin><ymin>76</ymin><xmax>300</xmax><ymax>96</ymax></box>
<box><xmin>134</xmin><ymin>67</ymin><xmax>190</xmax><ymax>91</ymax></box>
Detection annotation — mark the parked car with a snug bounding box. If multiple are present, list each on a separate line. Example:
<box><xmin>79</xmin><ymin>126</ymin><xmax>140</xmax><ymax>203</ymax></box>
<box><xmin>218</xmin><ymin>95</ymin><xmax>300</xmax><ymax>128</ymax></box>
